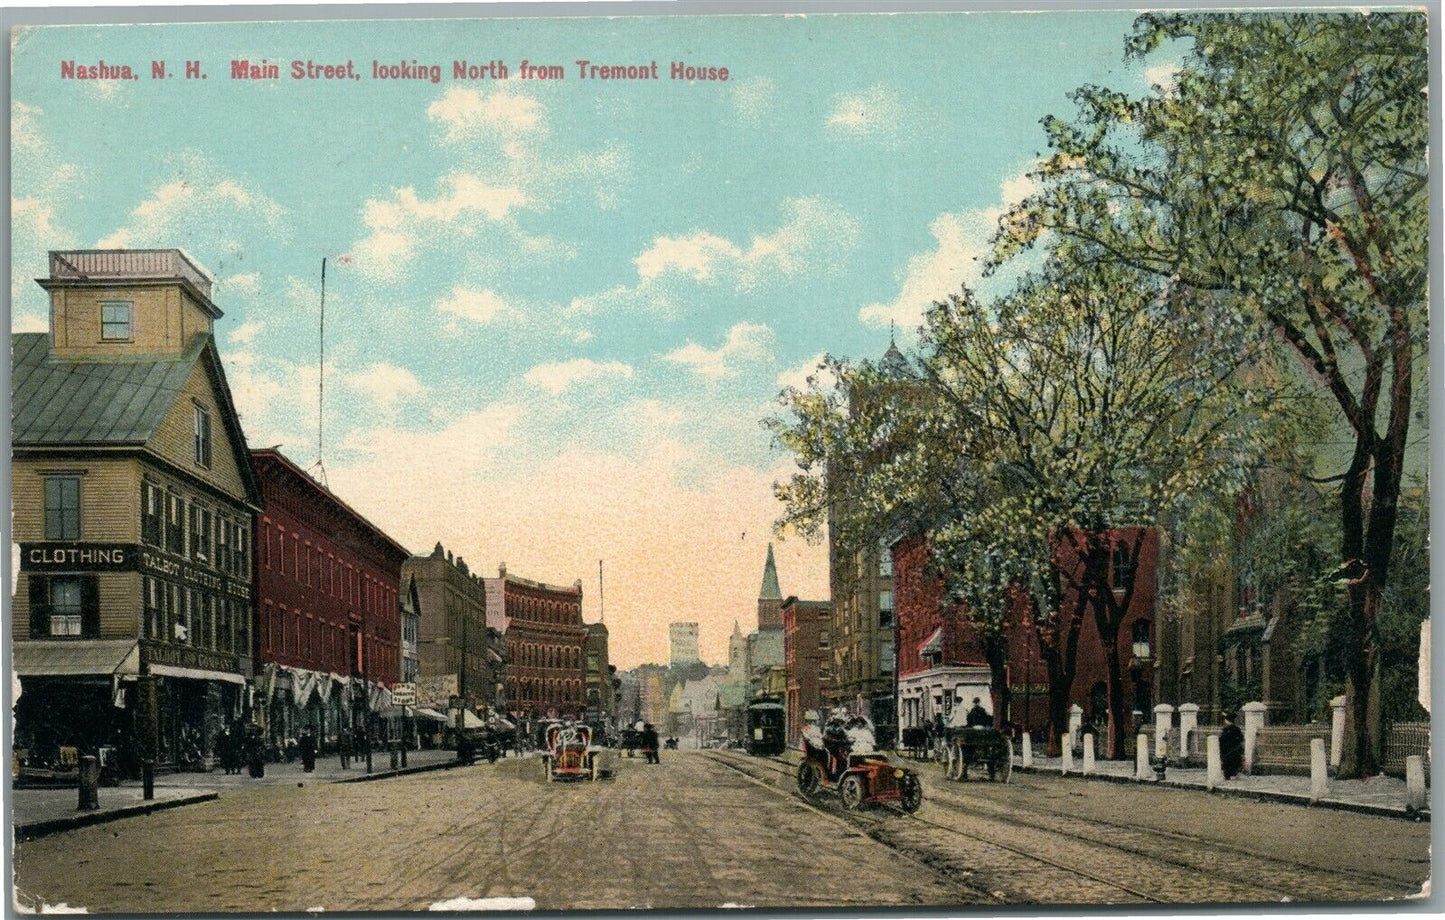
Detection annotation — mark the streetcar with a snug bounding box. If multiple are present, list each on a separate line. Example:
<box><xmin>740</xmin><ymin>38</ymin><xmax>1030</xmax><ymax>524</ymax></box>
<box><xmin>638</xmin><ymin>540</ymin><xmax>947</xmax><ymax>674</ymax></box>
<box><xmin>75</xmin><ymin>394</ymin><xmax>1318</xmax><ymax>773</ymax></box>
<box><xmin>745</xmin><ymin>698</ymin><xmax>786</xmax><ymax>757</ymax></box>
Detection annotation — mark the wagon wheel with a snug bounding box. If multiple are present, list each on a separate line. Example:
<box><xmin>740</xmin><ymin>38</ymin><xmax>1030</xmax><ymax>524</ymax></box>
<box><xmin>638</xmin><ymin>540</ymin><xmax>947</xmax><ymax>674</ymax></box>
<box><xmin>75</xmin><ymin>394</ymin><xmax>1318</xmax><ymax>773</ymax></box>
<box><xmin>941</xmin><ymin>743</ymin><xmax>955</xmax><ymax>780</ymax></box>
<box><xmin>946</xmin><ymin>742</ymin><xmax>964</xmax><ymax>782</ymax></box>
<box><xmin>899</xmin><ymin>773</ymin><xmax>923</xmax><ymax>813</ymax></box>
<box><xmin>959</xmin><ymin>751</ymin><xmax>971</xmax><ymax>782</ymax></box>
<box><xmin>997</xmin><ymin>751</ymin><xmax>1013</xmax><ymax>783</ymax></box>
<box><xmin>544</xmin><ymin>758</ymin><xmax>554</xmax><ymax>782</ymax></box>
<box><xmin>839</xmin><ymin>774</ymin><xmax>866</xmax><ymax>811</ymax></box>
<box><xmin>797</xmin><ymin>761</ymin><xmax>823</xmax><ymax>798</ymax></box>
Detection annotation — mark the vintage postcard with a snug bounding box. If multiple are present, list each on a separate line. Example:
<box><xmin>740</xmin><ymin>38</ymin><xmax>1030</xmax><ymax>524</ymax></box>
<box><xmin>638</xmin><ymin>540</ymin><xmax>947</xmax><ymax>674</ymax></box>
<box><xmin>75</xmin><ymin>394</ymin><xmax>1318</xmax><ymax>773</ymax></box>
<box><xmin>5</xmin><ymin>2</ymin><xmax>1435</xmax><ymax>914</ymax></box>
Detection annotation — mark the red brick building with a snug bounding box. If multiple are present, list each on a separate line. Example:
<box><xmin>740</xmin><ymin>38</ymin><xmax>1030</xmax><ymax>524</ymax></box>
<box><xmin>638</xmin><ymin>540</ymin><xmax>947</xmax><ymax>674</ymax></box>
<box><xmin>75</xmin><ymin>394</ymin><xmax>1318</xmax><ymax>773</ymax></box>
<box><xmin>485</xmin><ymin>563</ymin><xmax>586</xmax><ymax>723</ymax></box>
<box><xmin>251</xmin><ymin>448</ymin><xmax>409</xmax><ymax>747</ymax></box>
<box><xmin>781</xmin><ymin>596</ymin><xmax>832</xmax><ymax>745</ymax></box>
<box><xmin>893</xmin><ymin>527</ymin><xmax>1159</xmax><ymax>746</ymax></box>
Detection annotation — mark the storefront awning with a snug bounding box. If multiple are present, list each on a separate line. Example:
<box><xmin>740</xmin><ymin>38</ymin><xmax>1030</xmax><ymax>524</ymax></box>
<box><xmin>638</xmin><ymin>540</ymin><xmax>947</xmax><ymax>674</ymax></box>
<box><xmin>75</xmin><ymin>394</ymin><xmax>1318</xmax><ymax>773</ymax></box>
<box><xmin>411</xmin><ymin>707</ymin><xmax>450</xmax><ymax>723</ymax></box>
<box><xmin>919</xmin><ymin>628</ymin><xmax>943</xmax><ymax>656</ymax></box>
<box><xmin>12</xmin><ymin>640</ymin><xmax>140</xmax><ymax>677</ymax></box>
<box><xmin>148</xmin><ymin>662</ymin><xmax>245</xmax><ymax>685</ymax></box>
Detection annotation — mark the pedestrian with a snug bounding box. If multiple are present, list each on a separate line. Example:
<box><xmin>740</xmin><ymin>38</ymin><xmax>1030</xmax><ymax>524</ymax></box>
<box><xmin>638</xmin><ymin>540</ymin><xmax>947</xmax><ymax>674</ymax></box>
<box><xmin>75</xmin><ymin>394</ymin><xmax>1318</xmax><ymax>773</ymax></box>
<box><xmin>214</xmin><ymin>727</ymin><xmax>234</xmax><ymax>774</ymax></box>
<box><xmin>1219</xmin><ymin>711</ymin><xmax>1245</xmax><ymax>779</ymax></box>
<box><xmin>300</xmin><ymin>727</ymin><xmax>318</xmax><ymax>773</ymax></box>
<box><xmin>229</xmin><ymin>721</ymin><xmax>245</xmax><ymax>774</ymax></box>
<box><xmin>641</xmin><ymin>723</ymin><xmax>659</xmax><ymax>764</ymax></box>
<box><xmin>245</xmin><ymin>724</ymin><xmax>266</xmax><ymax>779</ymax></box>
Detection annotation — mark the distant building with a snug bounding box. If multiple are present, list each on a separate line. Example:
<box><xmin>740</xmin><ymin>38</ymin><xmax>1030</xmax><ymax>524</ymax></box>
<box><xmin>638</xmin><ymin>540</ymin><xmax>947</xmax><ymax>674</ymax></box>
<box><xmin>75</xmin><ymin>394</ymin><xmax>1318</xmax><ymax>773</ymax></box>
<box><xmin>669</xmin><ymin>621</ymin><xmax>700</xmax><ymax>666</ymax></box>
<box><xmin>11</xmin><ymin>249</ymin><xmax>260</xmax><ymax>776</ymax></box>
<box><xmin>400</xmin><ymin>574</ymin><xmax>421</xmax><ymax>684</ymax></box>
<box><xmin>782</xmin><ymin>596</ymin><xmax>832</xmax><ymax>745</ymax></box>
<box><xmin>584</xmin><ymin>622</ymin><xmax>616</xmax><ymax>729</ymax></box>
<box><xmin>251</xmin><ymin>447</ymin><xmax>409</xmax><ymax>749</ymax></box>
<box><xmin>486</xmin><ymin>563</ymin><xmax>586</xmax><ymax>722</ymax></box>
<box><xmin>745</xmin><ymin>545</ymin><xmax>786</xmax><ymax>701</ymax></box>
<box><xmin>404</xmin><ymin>545</ymin><xmax>499</xmax><ymax>710</ymax></box>
<box><xmin>824</xmin><ymin>341</ymin><xmax>904</xmax><ymax>738</ymax></box>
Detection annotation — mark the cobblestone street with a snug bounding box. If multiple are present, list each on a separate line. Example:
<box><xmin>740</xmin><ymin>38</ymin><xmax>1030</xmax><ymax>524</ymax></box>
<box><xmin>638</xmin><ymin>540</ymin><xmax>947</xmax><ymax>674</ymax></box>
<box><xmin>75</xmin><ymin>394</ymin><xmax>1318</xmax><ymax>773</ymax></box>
<box><xmin>12</xmin><ymin>751</ymin><xmax>1431</xmax><ymax>912</ymax></box>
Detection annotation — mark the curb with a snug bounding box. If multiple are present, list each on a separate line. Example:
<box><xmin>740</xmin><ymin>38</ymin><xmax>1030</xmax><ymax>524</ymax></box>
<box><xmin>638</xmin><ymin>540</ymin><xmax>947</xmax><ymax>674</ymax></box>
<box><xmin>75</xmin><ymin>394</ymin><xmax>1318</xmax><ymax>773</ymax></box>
<box><xmin>15</xmin><ymin>792</ymin><xmax>220</xmax><ymax>841</ymax></box>
<box><xmin>329</xmin><ymin>756</ymin><xmax>477</xmax><ymax>784</ymax></box>
<box><xmin>1011</xmin><ymin>765</ymin><xmax>1430</xmax><ymax>822</ymax></box>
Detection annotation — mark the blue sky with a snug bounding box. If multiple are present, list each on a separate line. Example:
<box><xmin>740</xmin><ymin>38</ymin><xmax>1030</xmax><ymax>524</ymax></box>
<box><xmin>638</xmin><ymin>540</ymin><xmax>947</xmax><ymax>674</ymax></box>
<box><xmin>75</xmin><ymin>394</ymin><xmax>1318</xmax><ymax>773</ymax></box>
<box><xmin>12</xmin><ymin>11</ymin><xmax>1163</xmax><ymax>665</ymax></box>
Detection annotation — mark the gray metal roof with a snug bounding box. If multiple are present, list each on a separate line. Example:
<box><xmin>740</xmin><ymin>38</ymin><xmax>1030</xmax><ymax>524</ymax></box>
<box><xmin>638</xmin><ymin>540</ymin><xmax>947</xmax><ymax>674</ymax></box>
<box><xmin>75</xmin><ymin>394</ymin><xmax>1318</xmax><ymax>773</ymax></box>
<box><xmin>11</xmin><ymin>333</ymin><xmax>206</xmax><ymax>446</ymax></box>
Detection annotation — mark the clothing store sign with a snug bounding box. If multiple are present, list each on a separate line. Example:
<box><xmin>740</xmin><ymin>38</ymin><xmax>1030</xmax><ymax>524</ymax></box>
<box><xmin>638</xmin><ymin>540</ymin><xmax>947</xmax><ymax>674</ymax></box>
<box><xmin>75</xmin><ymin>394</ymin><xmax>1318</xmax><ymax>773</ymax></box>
<box><xmin>20</xmin><ymin>542</ymin><xmax>135</xmax><ymax>572</ymax></box>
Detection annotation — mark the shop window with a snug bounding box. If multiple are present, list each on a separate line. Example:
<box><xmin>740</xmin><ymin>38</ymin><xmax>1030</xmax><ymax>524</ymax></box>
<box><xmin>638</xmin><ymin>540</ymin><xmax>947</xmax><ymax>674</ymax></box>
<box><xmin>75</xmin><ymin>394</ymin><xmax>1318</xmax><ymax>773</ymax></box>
<box><xmin>193</xmin><ymin>404</ymin><xmax>213</xmax><ymax>468</ymax></box>
<box><xmin>49</xmin><ymin>578</ymin><xmax>83</xmax><ymax>636</ymax></box>
<box><xmin>101</xmin><ymin>301</ymin><xmax>133</xmax><ymax>340</ymax></box>
<box><xmin>43</xmin><ymin>475</ymin><xmax>81</xmax><ymax>540</ymax></box>
<box><xmin>142</xmin><ymin>483</ymin><xmax>163</xmax><ymax>547</ymax></box>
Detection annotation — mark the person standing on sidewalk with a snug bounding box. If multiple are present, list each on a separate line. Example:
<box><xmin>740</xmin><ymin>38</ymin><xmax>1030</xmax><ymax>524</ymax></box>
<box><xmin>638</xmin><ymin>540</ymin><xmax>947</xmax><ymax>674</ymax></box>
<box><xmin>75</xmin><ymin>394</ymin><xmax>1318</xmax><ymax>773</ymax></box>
<box><xmin>300</xmin><ymin>727</ymin><xmax>318</xmax><ymax>773</ymax></box>
<box><xmin>1220</xmin><ymin>712</ymin><xmax>1245</xmax><ymax>779</ymax></box>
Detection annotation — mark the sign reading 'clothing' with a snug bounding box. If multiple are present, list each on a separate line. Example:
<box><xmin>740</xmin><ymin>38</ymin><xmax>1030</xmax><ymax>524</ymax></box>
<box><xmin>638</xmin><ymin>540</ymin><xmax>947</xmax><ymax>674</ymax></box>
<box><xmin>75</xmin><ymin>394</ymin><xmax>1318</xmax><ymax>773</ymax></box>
<box><xmin>20</xmin><ymin>543</ymin><xmax>134</xmax><ymax>571</ymax></box>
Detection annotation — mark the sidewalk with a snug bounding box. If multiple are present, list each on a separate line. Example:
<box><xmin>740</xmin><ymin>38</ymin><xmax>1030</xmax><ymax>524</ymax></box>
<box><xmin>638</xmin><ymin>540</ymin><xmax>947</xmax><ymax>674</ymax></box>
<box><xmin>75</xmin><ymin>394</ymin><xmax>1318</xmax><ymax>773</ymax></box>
<box><xmin>13</xmin><ymin>747</ymin><xmax>470</xmax><ymax>838</ymax></box>
<box><xmin>13</xmin><ymin>787</ymin><xmax>219</xmax><ymax>841</ymax></box>
<box><xmin>1012</xmin><ymin>754</ymin><xmax>1428</xmax><ymax>819</ymax></box>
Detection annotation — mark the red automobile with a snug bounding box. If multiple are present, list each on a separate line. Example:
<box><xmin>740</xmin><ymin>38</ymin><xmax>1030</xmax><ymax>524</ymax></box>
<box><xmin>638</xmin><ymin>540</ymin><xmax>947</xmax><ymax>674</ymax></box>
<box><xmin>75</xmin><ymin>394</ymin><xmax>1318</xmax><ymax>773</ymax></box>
<box><xmin>796</xmin><ymin>718</ymin><xmax>922</xmax><ymax>813</ymax></box>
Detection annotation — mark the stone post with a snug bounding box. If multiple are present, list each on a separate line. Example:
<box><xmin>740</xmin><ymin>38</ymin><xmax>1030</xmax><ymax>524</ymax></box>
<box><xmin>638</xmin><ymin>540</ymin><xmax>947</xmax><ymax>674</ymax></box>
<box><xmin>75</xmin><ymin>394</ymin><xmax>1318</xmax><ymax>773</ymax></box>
<box><xmin>1068</xmin><ymin>705</ymin><xmax>1083</xmax><ymax>750</ymax></box>
<box><xmin>1153</xmin><ymin>703</ymin><xmax>1174</xmax><ymax>758</ymax></box>
<box><xmin>1060</xmin><ymin>735</ymin><xmax>1074</xmax><ymax>774</ymax></box>
<box><xmin>1021</xmin><ymin>732</ymin><xmax>1033</xmax><ymax>768</ymax></box>
<box><xmin>1206</xmin><ymin>734</ymin><xmax>1223</xmax><ymax>790</ymax></box>
<box><xmin>1405</xmin><ymin>756</ymin><xmax>1427</xmax><ymax>813</ymax></box>
<box><xmin>1177</xmin><ymin>703</ymin><xmax>1199</xmax><ymax>758</ymax></box>
<box><xmin>77</xmin><ymin>756</ymin><xmax>100</xmax><ymax>811</ymax></box>
<box><xmin>1135</xmin><ymin>734</ymin><xmax>1151</xmax><ymax>780</ymax></box>
<box><xmin>1081</xmin><ymin>734</ymin><xmax>1095</xmax><ymax>774</ymax></box>
<box><xmin>1330</xmin><ymin>695</ymin><xmax>1347</xmax><ymax>770</ymax></box>
<box><xmin>1309</xmin><ymin>738</ymin><xmax>1328</xmax><ymax>803</ymax></box>
<box><xmin>1241</xmin><ymin>701</ymin><xmax>1268</xmax><ymax>772</ymax></box>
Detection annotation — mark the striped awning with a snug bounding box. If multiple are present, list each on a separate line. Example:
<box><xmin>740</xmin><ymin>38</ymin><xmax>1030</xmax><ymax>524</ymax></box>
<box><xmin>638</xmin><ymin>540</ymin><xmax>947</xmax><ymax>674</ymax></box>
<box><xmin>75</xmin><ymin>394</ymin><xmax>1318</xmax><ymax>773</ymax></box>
<box><xmin>12</xmin><ymin>640</ymin><xmax>140</xmax><ymax>677</ymax></box>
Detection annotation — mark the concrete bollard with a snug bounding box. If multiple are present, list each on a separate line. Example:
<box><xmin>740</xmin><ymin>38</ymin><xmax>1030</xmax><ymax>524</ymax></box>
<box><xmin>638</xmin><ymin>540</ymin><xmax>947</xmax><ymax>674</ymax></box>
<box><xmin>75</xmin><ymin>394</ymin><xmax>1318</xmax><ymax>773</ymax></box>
<box><xmin>77</xmin><ymin>755</ymin><xmax>100</xmax><ymax>811</ymax></box>
<box><xmin>1021</xmin><ymin>732</ymin><xmax>1033</xmax><ymax>767</ymax></box>
<box><xmin>1136</xmin><ymin>734</ymin><xmax>1151</xmax><ymax>780</ymax></box>
<box><xmin>1068</xmin><ymin>705</ymin><xmax>1083</xmax><ymax>751</ymax></box>
<box><xmin>1241</xmin><ymin>701</ymin><xmax>1268</xmax><ymax>772</ymax></box>
<box><xmin>1153</xmin><ymin>703</ymin><xmax>1174</xmax><ymax>758</ymax></box>
<box><xmin>1330</xmin><ymin>695</ymin><xmax>1346</xmax><ymax>770</ymax></box>
<box><xmin>1082</xmin><ymin>733</ymin><xmax>1095</xmax><ymax>774</ymax></box>
<box><xmin>1309</xmin><ymin>738</ymin><xmax>1328</xmax><ymax>803</ymax></box>
<box><xmin>1178</xmin><ymin>703</ymin><xmax>1199</xmax><ymax>758</ymax></box>
<box><xmin>1061</xmin><ymin>735</ymin><xmax>1074</xmax><ymax>774</ymax></box>
<box><xmin>1405</xmin><ymin>756</ymin><xmax>1427</xmax><ymax>813</ymax></box>
<box><xmin>1206</xmin><ymin>734</ymin><xmax>1223</xmax><ymax>790</ymax></box>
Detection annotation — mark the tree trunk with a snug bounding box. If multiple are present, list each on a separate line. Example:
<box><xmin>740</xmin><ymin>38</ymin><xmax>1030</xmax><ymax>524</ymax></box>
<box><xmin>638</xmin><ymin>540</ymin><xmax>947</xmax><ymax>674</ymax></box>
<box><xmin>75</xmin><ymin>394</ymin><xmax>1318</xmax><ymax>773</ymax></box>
<box><xmin>982</xmin><ymin>632</ymin><xmax>1011</xmax><ymax>730</ymax></box>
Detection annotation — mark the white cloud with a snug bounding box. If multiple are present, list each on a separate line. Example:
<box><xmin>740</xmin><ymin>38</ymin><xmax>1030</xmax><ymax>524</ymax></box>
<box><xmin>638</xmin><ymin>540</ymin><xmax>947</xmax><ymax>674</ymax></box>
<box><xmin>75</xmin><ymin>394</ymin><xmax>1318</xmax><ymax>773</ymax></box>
<box><xmin>776</xmin><ymin>351</ymin><xmax>834</xmax><ymax>393</ymax></box>
<box><xmin>351</xmin><ymin>174</ymin><xmax>531</xmax><ymax>281</ymax></box>
<box><xmin>427</xmin><ymin>86</ymin><xmax>543</xmax><ymax>141</ymax></box>
<box><xmin>663</xmin><ymin>322</ymin><xmax>774</xmax><ymax>381</ymax></box>
<box><xmin>346</xmin><ymin>363</ymin><xmax>427</xmax><ymax>410</ymax></box>
<box><xmin>227</xmin><ymin>320</ymin><xmax>265</xmax><ymax>346</ymax></box>
<box><xmin>12</xmin><ymin>102</ymin><xmax>45</xmax><ymax>154</ymax></box>
<box><xmin>731</xmin><ymin>77</ymin><xmax>777</xmax><ymax>126</ymax></box>
<box><xmin>1145</xmin><ymin>61</ymin><xmax>1182</xmax><ymax>93</ymax></box>
<box><xmin>827</xmin><ymin>84</ymin><xmax>905</xmax><ymax>133</ymax></box>
<box><xmin>435</xmin><ymin>286</ymin><xmax>517</xmax><ymax>326</ymax></box>
<box><xmin>95</xmin><ymin>152</ymin><xmax>285</xmax><ymax>253</ymax></box>
<box><xmin>220</xmin><ymin>272</ymin><xmax>262</xmax><ymax>297</ymax></box>
<box><xmin>636</xmin><ymin>232</ymin><xmax>740</xmax><ymax>283</ymax></box>
<box><xmin>524</xmin><ymin>358</ymin><xmax>634</xmax><ymax>395</ymax></box>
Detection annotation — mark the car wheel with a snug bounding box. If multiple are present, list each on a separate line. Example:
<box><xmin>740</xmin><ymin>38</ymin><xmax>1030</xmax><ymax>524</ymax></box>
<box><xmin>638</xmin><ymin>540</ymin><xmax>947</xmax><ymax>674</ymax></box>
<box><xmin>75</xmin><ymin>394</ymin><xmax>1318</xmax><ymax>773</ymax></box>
<box><xmin>840</xmin><ymin>774</ymin><xmax>866</xmax><ymax>811</ymax></box>
<box><xmin>797</xmin><ymin>761</ymin><xmax>822</xmax><ymax>798</ymax></box>
<box><xmin>900</xmin><ymin>773</ymin><xmax>923</xmax><ymax>813</ymax></box>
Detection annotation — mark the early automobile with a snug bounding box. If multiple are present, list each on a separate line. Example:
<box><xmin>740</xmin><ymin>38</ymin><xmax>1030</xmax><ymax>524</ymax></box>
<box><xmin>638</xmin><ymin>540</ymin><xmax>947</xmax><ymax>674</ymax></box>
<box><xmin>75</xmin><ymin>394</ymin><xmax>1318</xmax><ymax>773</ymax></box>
<box><xmin>796</xmin><ymin>715</ymin><xmax>922</xmax><ymax>812</ymax></box>
<box><xmin>745</xmin><ymin>698</ymin><xmax>786</xmax><ymax>757</ymax></box>
<box><xmin>542</xmin><ymin>723</ymin><xmax>603</xmax><ymax>782</ymax></box>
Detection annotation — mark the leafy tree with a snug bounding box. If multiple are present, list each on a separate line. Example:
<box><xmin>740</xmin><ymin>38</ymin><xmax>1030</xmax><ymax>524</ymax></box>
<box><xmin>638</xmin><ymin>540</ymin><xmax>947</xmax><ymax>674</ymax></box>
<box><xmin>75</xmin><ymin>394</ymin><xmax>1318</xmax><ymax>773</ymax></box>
<box><xmin>996</xmin><ymin>11</ymin><xmax>1428</xmax><ymax>775</ymax></box>
<box><xmin>923</xmin><ymin>256</ymin><xmax>1264</xmax><ymax>757</ymax></box>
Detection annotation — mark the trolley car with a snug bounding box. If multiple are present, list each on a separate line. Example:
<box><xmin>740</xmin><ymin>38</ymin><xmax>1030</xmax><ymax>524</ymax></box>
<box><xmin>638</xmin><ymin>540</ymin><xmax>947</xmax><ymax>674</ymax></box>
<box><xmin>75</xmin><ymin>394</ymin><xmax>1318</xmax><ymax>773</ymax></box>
<box><xmin>745</xmin><ymin>698</ymin><xmax>786</xmax><ymax>757</ymax></box>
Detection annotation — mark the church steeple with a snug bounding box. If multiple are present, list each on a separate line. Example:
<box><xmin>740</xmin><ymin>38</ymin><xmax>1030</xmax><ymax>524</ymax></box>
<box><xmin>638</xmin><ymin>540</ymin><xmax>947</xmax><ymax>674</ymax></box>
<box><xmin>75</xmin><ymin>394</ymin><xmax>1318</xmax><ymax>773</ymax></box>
<box><xmin>759</xmin><ymin>542</ymin><xmax>782</xmax><ymax>600</ymax></box>
<box><xmin>757</xmin><ymin>543</ymin><xmax>783</xmax><ymax>631</ymax></box>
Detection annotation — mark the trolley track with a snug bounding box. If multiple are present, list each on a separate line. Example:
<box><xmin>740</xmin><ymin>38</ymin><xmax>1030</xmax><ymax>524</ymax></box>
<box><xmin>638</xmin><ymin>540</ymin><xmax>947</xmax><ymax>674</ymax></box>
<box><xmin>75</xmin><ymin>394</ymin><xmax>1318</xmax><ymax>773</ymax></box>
<box><xmin>710</xmin><ymin>751</ymin><xmax>1424</xmax><ymax>904</ymax></box>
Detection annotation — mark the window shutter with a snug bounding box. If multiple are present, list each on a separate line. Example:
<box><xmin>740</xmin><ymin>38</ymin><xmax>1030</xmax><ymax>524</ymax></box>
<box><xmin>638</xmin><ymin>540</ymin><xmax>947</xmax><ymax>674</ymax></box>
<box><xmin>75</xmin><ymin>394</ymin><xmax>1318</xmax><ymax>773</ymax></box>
<box><xmin>28</xmin><ymin>576</ymin><xmax>48</xmax><ymax>639</ymax></box>
<box><xmin>81</xmin><ymin>577</ymin><xmax>101</xmax><ymax>638</ymax></box>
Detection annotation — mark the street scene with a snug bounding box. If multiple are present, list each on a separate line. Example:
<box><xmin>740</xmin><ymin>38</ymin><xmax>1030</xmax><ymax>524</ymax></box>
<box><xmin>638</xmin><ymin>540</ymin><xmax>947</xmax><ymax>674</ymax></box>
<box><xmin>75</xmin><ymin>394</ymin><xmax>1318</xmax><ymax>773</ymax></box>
<box><xmin>7</xmin><ymin>4</ymin><xmax>1434</xmax><ymax>915</ymax></box>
